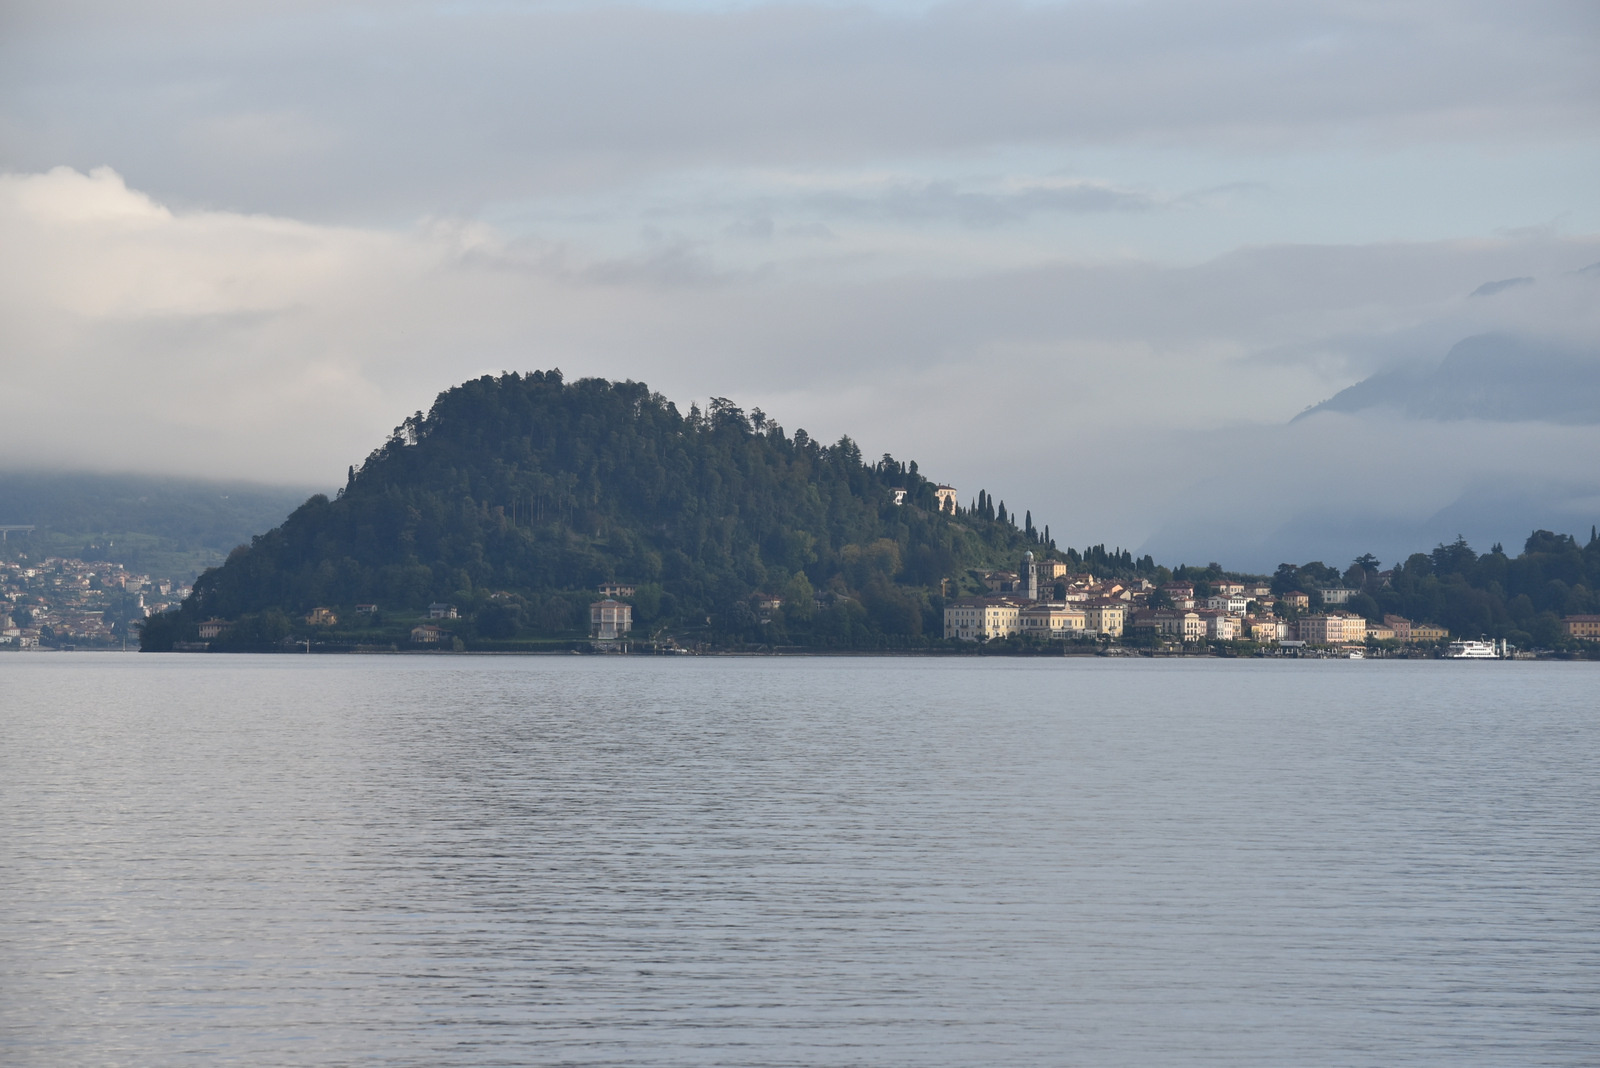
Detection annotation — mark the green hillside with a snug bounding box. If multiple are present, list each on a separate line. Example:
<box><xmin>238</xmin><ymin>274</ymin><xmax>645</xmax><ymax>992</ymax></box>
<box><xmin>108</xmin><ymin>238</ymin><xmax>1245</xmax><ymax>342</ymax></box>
<box><xmin>140</xmin><ymin>371</ymin><xmax>1059</xmax><ymax>650</ymax></box>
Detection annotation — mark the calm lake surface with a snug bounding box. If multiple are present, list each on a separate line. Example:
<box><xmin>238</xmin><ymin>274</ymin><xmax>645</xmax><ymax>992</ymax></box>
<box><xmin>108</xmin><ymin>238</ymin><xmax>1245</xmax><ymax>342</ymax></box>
<box><xmin>2</xmin><ymin>655</ymin><xmax>1597</xmax><ymax>1066</ymax></box>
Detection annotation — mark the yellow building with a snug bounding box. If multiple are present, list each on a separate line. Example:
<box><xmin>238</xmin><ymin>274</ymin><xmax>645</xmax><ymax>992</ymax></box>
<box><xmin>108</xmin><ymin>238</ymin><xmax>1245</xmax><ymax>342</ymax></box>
<box><xmin>1298</xmin><ymin>613</ymin><xmax>1366</xmax><ymax>645</ymax></box>
<box><xmin>1083</xmin><ymin>600</ymin><xmax>1126</xmax><ymax>637</ymax></box>
<box><xmin>1563</xmin><ymin>615</ymin><xmax>1600</xmax><ymax>640</ymax></box>
<box><xmin>1019</xmin><ymin>603</ymin><xmax>1087</xmax><ymax>640</ymax></box>
<box><xmin>944</xmin><ymin>597</ymin><xmax>1021</xmax><ymax>641</ymax></box>
<box><xmin>1035</xmin><ymin>559</ymin><xmax>1069</xmax><ymax>581</ymax></box>
<box><xmin>1246</xmin><ymin>617</ymin><xmax>1282</xmax><ymax>643</ymax></box>
<box><xmin>1409</xmin><ymin>623</ymin><xmax>1448</xmax><ymax>642</ymax></box>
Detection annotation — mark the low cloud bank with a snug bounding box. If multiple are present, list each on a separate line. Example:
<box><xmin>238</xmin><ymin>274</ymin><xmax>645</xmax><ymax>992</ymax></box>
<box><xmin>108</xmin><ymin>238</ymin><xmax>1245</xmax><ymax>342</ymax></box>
<box><xmin>2</xmin><ymin>166</ymin><xmax>1597</xmax><ymax>567</ymax></box>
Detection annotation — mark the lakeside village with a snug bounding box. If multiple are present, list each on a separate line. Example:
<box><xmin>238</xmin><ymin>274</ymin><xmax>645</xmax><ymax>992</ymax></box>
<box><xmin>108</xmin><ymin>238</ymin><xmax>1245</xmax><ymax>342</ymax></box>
<box><xmin>8</xmin><ymin>548</ymin><xmax>1600</xmax><ymax>657</ymax></box>
<box><xmin>8</xmin><ymin>545</ymin><xmax>1600</xmax><ymax>657</ymax></box>
<box><xmin>1</xmin><ymin>555</ymin><xmax>189</xmax><ymax>650</ymax></box>
<box><xmin>9</xmin><ymin>523</ymin><xmax>1600</xmax><ymax>657</ymax></box>
<box><xmin>586</xmin><ymin>547</ymin><xmax>1597</xmax><ymax>656</ymax></box>
<box><xmin>942</xmin><ymin>550</ymin><xmax>1474</xmax><ymax>657</ymax></box>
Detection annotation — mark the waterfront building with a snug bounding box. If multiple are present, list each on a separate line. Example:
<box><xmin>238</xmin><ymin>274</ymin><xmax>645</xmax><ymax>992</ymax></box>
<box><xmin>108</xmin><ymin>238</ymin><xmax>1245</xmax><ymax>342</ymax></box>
<box><xmin>944</xmin><ymin>597</ymin><xmax>1021</xmax><ymax>641</ymax></box>
<box><xmin>1382</xmin><ymin>614</ymin><xmax>1413</xmax><ymax>641</ymax></box>
<box><xmin>1561</xmin><ymin>615</ymin><xmax>1600</xmax><ymax>640</ymax></box>
<box><xmin>590</xmin><ymin>599</ymin><xmax>633</xmax><ymax>640</ymax></box>
<box><xmin>1297</xmin><ymin>613</ymin><xmax>1367</xmax><ymax>646</ymax></box>
<box><xmin>1245</xmin><ymin>617</ymin><xmax>1281</xmax><ymax>644</ymax></box>
<box><xmin>1083</xmin><ymin>600</ymin><xmax>1126</xmax><ymax>637</ymax></box>
<box><xmin>1145</xmin><ymin>609</ymin><xmax>1205</xmax><ymax>641</ymax></box>
<box><xmin>1018</xmin><ymin>602</ymin><xmax>1087</xmax><ymax>640</ymax></box>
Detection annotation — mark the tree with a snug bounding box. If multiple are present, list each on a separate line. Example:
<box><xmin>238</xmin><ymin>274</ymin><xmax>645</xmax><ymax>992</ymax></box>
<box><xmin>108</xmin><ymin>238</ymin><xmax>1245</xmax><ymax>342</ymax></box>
<box><xmin>1525</xmin><ymin>530</ymin><xmax>1578</xmax><ymax>555</ymax></box>
<box><xmin>1431</xmin><ymin>536</ymin><xmax>1476</xmax><ymax>578</ymax></box>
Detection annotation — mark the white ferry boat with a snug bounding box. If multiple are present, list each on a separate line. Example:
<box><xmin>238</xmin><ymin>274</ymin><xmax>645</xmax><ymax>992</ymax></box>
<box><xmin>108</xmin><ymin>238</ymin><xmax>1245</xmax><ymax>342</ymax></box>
<box><xmin>1447</xmin><ymin>639</ymin><xmax>1504</xmax><ymax>659</ymax></box>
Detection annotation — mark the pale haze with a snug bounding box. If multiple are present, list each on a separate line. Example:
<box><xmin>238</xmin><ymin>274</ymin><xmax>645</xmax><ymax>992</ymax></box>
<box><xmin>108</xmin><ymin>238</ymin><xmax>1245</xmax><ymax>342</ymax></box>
<box><xmin>3</xmin><ymin>0</ymin><xmax>1598</xmax><ymax>568</ymax></box>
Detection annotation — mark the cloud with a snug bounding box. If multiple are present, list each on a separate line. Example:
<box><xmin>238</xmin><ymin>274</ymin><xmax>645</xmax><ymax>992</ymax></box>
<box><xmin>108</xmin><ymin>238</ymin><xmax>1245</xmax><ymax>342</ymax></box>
<box><xmin>805</xmin><ymin>179</ymin><xmax>1159</xmax><ymax>227</ymax></box>
<box><xmin>1294</xmin><ymin>333</ymin><xmax>1600</xmax><ymax>424</ymax></box>
<box><xmin>3</xmin><ymin>165</ymin><xmax>1598</xmax><ymax>568</ymax></box>
<box><xmin>3</xmin><ymin>0</ymin><xmax>1596</xmax><ymax>218</ymax></box>
<box><xmin>1134</xmin><ymin>414</ymin><xmax>1600</xmax><ymax>570</ymax></box>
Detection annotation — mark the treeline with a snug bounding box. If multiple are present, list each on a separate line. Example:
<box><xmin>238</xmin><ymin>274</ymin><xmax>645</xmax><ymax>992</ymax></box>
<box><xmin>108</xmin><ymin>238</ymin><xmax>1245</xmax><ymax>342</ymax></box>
<box><xmin>1270</xmin><ymin>530</ymin><xmax>1600</xmax><ymax>648</ymax></box>
<box><xmin>142</xmin><ymin>371</ymin><xmax>1047</xmax><ymax>650</ymax></box>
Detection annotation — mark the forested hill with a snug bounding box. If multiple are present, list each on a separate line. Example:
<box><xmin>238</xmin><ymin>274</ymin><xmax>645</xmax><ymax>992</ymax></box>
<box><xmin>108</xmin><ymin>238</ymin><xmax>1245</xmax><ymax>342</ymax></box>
<box><xmin>142</xmin><ymin>370</ymin><xmax>1055</xmax><ymax>649</ymax></box>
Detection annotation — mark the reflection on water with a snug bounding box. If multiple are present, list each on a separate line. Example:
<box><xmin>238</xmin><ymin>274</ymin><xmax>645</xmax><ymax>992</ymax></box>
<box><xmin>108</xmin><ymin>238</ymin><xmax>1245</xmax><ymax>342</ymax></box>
<box><xmin>3</xmin><ymin>655</ymin><xmax>1598</xmax><ymax>1066</ymax></box>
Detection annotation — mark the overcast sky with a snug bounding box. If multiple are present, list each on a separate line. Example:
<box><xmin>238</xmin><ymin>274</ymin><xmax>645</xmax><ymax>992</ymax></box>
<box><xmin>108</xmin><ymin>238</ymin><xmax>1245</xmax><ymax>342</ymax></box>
<box><xmin>3</xmin><ymin>0</ymin><xmax>1598</xmax><ymax>568</ymax></box>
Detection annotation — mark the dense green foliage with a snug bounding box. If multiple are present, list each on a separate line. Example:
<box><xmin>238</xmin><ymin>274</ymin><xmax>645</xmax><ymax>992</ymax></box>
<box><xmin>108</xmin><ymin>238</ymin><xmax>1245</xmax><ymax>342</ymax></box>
<box><xmin>134</xmin><ymin>370</ymin><xmax>1600</xmax><ymax>654</ymax></box>
<box><xmin>1273</xmin><ymin>530</ymin><xmax>1600</xmax><ymax>649</ymax></box>
<box><xmin>142</xmin><ymin>371</ymin><xmax>1045</xmax><ymax>650</ymax></box>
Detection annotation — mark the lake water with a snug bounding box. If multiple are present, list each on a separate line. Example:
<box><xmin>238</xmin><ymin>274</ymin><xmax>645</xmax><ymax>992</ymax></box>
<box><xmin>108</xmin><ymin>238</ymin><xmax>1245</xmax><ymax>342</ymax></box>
<box><xmin>2</xmin><ymin>654</ymin><xmax>1597</xmax><ymax>1066</ymax></box>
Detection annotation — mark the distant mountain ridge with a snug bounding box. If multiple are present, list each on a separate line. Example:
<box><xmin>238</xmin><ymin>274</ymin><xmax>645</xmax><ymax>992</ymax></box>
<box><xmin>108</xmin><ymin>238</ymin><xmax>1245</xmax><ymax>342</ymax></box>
<box><xmin>0</xmin><ymin>470</ymin><xmax>319</xmax><ymax>579</ymax></box>
<box><xmin>1294</xmin><ymin>333</ymin><xmax>1600</xmax><ymax>425</ymax></box>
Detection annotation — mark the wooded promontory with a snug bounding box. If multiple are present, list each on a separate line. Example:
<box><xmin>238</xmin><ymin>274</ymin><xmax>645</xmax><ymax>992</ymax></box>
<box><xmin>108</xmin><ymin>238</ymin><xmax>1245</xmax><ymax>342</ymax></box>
<box><xmin>140</xmin><ymin>370</ymin><xmax>1056</xmax><ymax>650</ymax></box>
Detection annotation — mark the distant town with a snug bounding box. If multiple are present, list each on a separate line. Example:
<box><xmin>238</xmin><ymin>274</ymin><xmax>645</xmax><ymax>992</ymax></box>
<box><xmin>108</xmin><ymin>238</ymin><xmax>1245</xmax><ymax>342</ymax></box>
<box><xmin>1</xmin><ymin>556</ymin><xmax>190</xmax><ymax>650</ymax></box>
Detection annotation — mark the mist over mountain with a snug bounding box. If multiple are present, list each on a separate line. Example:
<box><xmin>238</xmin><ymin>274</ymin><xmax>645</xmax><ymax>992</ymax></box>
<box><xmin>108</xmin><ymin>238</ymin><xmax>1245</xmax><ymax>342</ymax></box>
<box><xmin>0</xmin><ymin>470</ymin><xmax>320</xmax><ymax>578</ymax></box>
<box><xmin>1294</xmin><ymin>334</ymin><xmax>1600</xmax><ymax>425</ymax></box>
